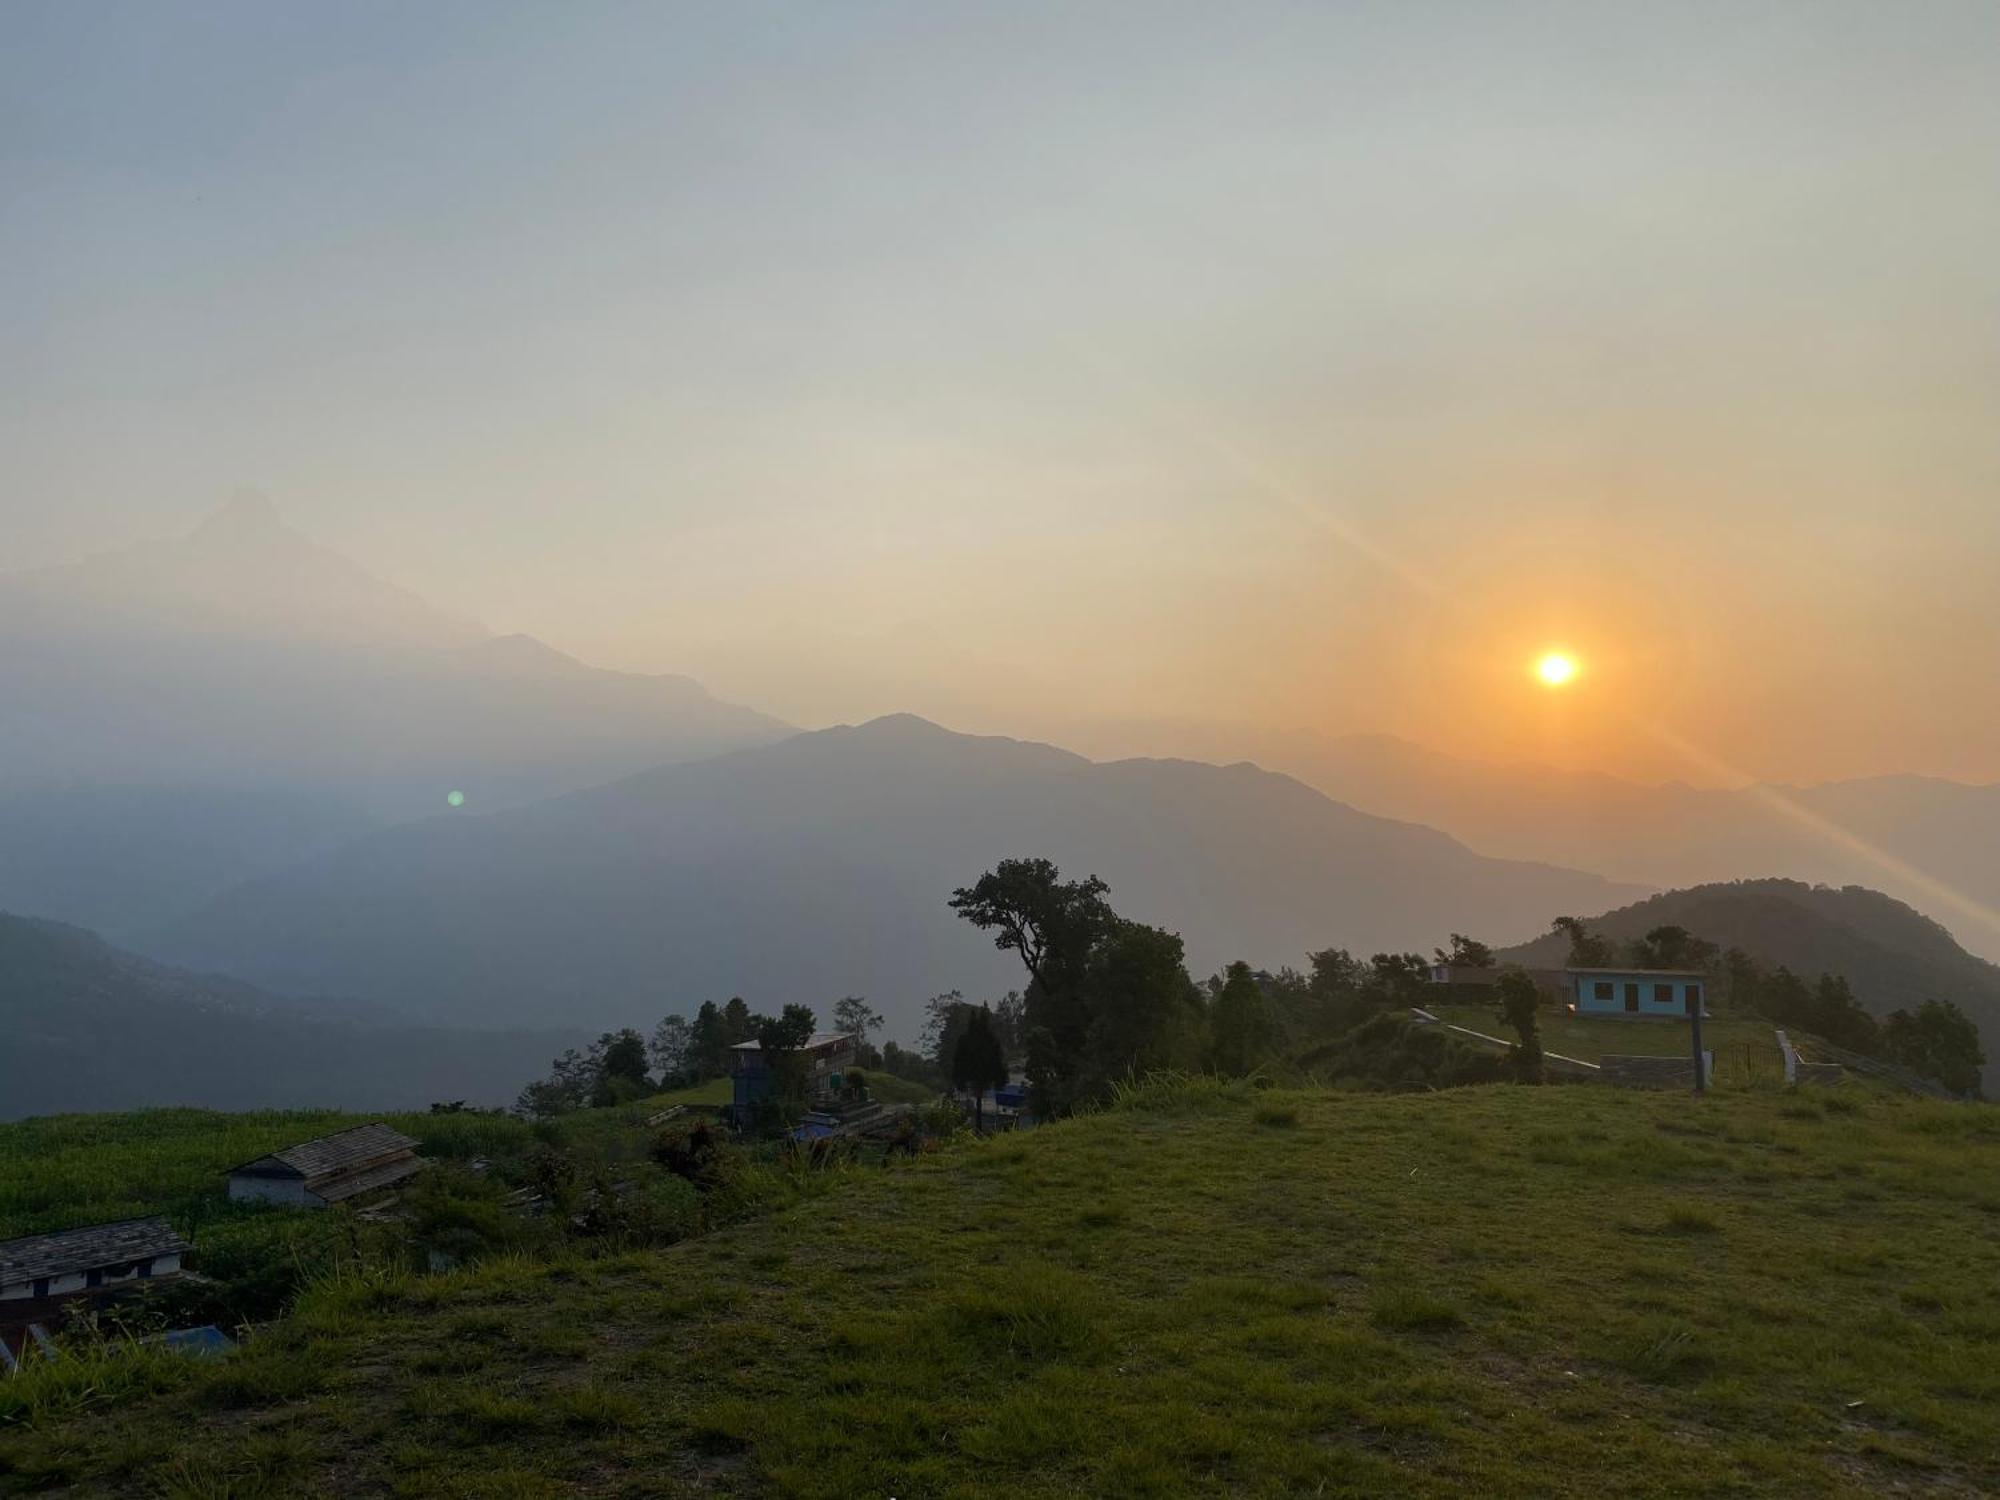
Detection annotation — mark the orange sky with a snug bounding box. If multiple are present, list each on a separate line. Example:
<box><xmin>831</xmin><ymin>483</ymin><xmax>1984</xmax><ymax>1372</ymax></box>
<box><xmin>8</xmin><ymin>4</ymin><xmax>1998</xmax><ymax>788</ymax></box>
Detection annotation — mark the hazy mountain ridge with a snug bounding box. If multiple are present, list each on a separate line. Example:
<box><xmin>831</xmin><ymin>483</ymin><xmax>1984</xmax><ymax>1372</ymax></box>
<box><xmin>1494</xmin><ymin>878</ymin><xmax>2000</xmax><ymax>1088</ymax></box>
<box><xmin>156</xmin><ymin>713</ymin><xmax>1645</xmax><ymax>1038</ymax></box>
<box><xmin>0</xmin><ymin>910</ymin><xmax>580</xmax><ymax>1120</ymax></box>
<box><xmin>1254</xmin><ymin>732</ymin><xmax>2000</xmax><ymax>964</ymax></box>
<box><xmin>0</xmin><ymin>499</ymin><xmax>792</xmax><ymax>938</ymax></box>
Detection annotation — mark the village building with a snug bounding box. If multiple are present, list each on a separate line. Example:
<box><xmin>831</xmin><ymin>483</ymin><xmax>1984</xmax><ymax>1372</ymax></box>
<box><xmin>0</xmin><ymin>1217</ymin><xmax>188</xmax><ymax>1366</ymax></box>
<box><xmin>729</xmin><ymin>1031</ymin><xmax>859</xmax><ymax>1128</ymax></box>
<box><xmin>225</xmin><ymin>1122</ymin><xmax>423</xmax><ymax>1208</ymax></box>
<box><xmin>1567</xmin><ymin>967</ymin><xmax>1708</xmax><ymax>1019</ymax></box>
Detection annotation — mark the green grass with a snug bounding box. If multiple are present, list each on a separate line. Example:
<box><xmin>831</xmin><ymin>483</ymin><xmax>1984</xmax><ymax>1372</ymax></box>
<box><xmin>862</xmin><ymin>1072</ymin><xmax>943</xmax><ymax>1107</ymax></box>
<box><xmin>0</xmin><ymin>1092</ymin><xmax>723</xmax><ymax>1240</ymax></box>
<box><xmin>5</xmin><ymin>1083</ymin><xmax>1998</xmax><ymax>1496</ymax></box>
<box><xmin>1428</xmin><ymin>1003</ymin><xmax>1796</xmax><ymax>1085</ymax></box>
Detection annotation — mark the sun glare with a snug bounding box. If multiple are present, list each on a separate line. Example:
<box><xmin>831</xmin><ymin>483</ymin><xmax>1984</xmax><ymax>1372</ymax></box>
<box><xmin>1535</xmin><ymin>651</ymin><xmax>1578</xmax><ymax>687</ymax></box>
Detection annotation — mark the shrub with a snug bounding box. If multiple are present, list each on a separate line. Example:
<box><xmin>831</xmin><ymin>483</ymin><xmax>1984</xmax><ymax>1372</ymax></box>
<box><xmin>1297</xmin><ymin>1014</ymin><xmax>1512</xmax><ymax>1092</ymax></box>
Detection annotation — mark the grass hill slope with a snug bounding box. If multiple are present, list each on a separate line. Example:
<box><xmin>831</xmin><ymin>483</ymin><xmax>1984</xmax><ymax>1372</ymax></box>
<box><xmin>1495</xmin><ymin>879</ymin><xmax>2000</xmax><ymax>1089</ymax></box>
<box><xmin>156</xmin><ymin>714</ymin><xmax>1643</xmax><ymax>1035</ymax></box>
<box><xmin>0</xmin><ymin>912</ymin><xmax>578</xmax><ymax>1121</ymax></box>
<box><xmin>5</xmin><ymin>1081</ymin><xmax>1996</xmax><ymax>1497</ymax></box>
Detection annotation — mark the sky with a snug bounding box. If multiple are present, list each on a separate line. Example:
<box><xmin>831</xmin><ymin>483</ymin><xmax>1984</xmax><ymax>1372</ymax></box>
<box><xmin>5</xmin><ymin>1</ymin><xmax>1998</xmax><ymax>786</ymax></box>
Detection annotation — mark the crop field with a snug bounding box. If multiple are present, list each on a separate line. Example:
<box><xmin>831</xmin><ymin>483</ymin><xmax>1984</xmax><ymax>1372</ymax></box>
<box><xmin>4</xmin><ymin>1079</ymin><xmax>1997</xmax><ymax>1497</ymax></box>
<box><xmin>0</xmin><ymin>1096</ymin><xmax>683</xmax><ymax>1241</ymax></box>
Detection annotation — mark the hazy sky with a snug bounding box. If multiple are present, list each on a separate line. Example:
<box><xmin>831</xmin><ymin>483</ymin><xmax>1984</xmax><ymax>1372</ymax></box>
<box><xmin>7</xmin><ymin>2</ymin><xmax>1998</xmax><ymax>784</ymax></box>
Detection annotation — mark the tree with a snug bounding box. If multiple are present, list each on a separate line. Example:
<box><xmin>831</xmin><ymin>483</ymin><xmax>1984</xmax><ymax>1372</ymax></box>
<box><xmin>1075</xmin><ymin>921</ymin><xmax>1205</xmax><ymax>1100</ymax></box>
<box><xmin>1209</xmin><ymin>960</ymin><xmax>1275</xmax><ymax>1076</ymax></box>
<box><xmin>1494</xmin><ymin>968</ymin><xmax>1544</xmax><ymax>1083</ymax></box>
<box><xmin>1553</xmin><ymin>916</ymin><xmax>1616</xmax><ymax>968</ymax></box>
<box><xmin>950</xmin><ymin>859</ymin><xmax>1117</xmax><ymax>1105</ymax></box>
<box><xmin>649</xmin><ymin>1015</ymin><xmax>692</xmax><ymax>1084</ymax></box>
<box><xmin>831</xmin><ymin>995</ymin><xmax>884</xmax><ymax>1039</ymax></box>
<box><xmin>516</xmin><ymin>1047</ymin><xmax>595</xmax><ymax>1117</ymax></box>
<box><xmin>921</xmin><ymin>990</ymin><xmax>972</xmax><ymax>1066</ymax></box>
<box><xmin>721</xmin><ymin>997</ymin><xmax>755</xmax><ymax>1046</ymax></box>
<box><xmin>991</xmin><ymin>991</ymin><xmax>1027</xmax><ymax>1056</ymax></box>
<box><xmin>1433</xmin><ymin>934</ymin><xmax>1494</xmax><ymax>969</ymax></box>
<box><xmin>1630</xmin><ymin>924</ymin><xmax>1718</xmax><ymax>971</ymax></box>
<box><xmin>879</xmin><ymin>1039</ymin><xmax>940</xmax><ymax>1087</ymax></box>
<box><xmin>1812</xmin><ymin>974</ymin><xmax>1879</xmax><ymax>1051</ymax></box>
<box><xmin>753</xmin><ymin>1003</ymin><xmax>819</xmax><ymax>1122</ymax></box>
<box><xmin>949</xmin><ymin>858</ymin><xmax>1113</xmax><ymax>997</ymax></box>
<box><xmin>591</xmin><ymin>1029</ymin><xmax>652</xmax><ymax>1106</ymax></box>
<box><xmin>1882</xmin><ymin>999</ymin><xmax>1986</xmax><ymax>1097</ymax></box>
<box><xmin>516</xmin><ymin>1030</ymin><xmax>651</xmax><ymax>1117</ymax></box>
<box><xmin>687</xmin><ymin>1001</ymin><xmax>733</xmax><ymax>1080</ymax></box>
<box><xmin>1366</xmin><ymin>953</ymin><xmax>1433</xmax><ymax>1007</ymax></box>
<box><xmin>950</xmin><ymin>1005</ymin><xmax>1009</xmax><ymax>1132</ymax></box>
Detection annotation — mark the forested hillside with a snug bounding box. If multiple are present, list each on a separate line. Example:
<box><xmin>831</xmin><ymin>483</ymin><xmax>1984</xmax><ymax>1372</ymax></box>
<box><xmin>1498</xmin><ymin>879</ymin><xmax>2000</xmax><ymax>1088</ymax></box>
<box><xmin>0</xmin><ymin>913</ymin><xmax>576</xmax><ymax>1119</ymax></box>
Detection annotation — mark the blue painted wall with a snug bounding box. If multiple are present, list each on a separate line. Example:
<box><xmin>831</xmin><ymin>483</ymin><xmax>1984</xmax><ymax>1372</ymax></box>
<box><xmin>1574</xmin><ymin>973</ymin><xmax>1704</xmax><ymax>1018</ymax></box>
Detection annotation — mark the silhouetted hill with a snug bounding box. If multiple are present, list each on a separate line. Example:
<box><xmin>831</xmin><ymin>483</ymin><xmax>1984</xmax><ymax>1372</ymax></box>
<box><xmin>1495</xmin><ymin>879</ymin><xmax>2000</xmax><ymax>1087</ymax></box>
<box><xmin>1256</xmin><ymin>732</ymin><xmax>2000</xmax><ymax>964</ymax></box>
<box><xmin>0</xmin><ymin>500</ymin><xmax>790</xmax><ymax>938</ymax></box>
<box><xmin>158</xmin><ymin>714</ymin><xmax>1644</xmax><ymax>1038</ymax></box>
<box><xmin>0</xmin><ymin>911</ymin><xmax>579</xmax><ymax>1121</ymax></box>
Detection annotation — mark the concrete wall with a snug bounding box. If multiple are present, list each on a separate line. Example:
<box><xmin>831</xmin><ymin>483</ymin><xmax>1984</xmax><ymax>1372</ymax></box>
<box><xmin>1600</xmin><ymin>1053</ymin><xmax>1713</xmax><ymax>1089</ymax></box>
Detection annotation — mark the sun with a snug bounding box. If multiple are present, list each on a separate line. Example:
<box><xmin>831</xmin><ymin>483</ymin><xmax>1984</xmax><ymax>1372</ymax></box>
<box><xmin>1535</xmin><ymin>651</ymin><xmax>1579</xmax><ymax>687</ymax></box>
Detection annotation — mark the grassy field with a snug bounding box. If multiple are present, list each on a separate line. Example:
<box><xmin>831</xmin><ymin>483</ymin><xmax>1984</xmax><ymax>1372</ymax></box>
<box><xmin>1</xmin><ymin>1069</ymin><xmax>939</xmax><ymax>1242</ymax></box>
<box><xmin>0</xmin><ymin>1097</ymin><xmax>707</xmax><ymax>1242</ymax></box>
<box><xmin>4</xmin><ymin>1079</ymin><xmax>1997</xmax><ymax>1497</ymax></box>
<box><xmin>1425</xmin><ymin>1004</ymin><xmax>1792</xmax><ymax>1085</ymax></box>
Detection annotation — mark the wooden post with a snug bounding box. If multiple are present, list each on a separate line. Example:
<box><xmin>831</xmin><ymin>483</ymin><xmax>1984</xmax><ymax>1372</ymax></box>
<box><xmin>1690</xmin><ymin>989</ymin><xmax>1706</xmax><ymax>1094</ymax></box>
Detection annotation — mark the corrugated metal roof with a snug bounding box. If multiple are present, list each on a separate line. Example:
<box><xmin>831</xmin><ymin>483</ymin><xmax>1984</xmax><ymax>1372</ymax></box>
<box><xmin>730</xmin><ymin>1031</ymin><xmax>856</xmax><ymax>1053</ymax></box>
<box><xmin>0</xmin><ymin>1217</ymin><xmax>188</xmax><ymax>1285</ymax></box>
<box><xmin>228</xmin><ymin>1122</ymin><xmax>420</xmax><ymax>1181</ymax></box>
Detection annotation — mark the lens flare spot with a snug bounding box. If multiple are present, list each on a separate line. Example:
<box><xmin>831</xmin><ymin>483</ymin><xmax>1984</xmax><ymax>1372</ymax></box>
<box><xmin>447</xmin><ymin>790</ymin><xmax>466</xmax><ymax>808</ymax></box>
<box><xmin>1535</xmin><ymin>652</ymin><xmax>1579</xmax><ymax>687</ymax></box>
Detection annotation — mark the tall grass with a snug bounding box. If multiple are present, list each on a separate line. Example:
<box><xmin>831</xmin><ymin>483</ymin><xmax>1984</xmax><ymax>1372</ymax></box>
<box><xmin>0</xmin><ymin>1337</ymin><xmax>193</xmax><ymax>1429</ymax></box>
<box><xmin>1104</xmin><ymin>1071</ymin><xmax>1256</xmax><ymax>1113</ymax></box>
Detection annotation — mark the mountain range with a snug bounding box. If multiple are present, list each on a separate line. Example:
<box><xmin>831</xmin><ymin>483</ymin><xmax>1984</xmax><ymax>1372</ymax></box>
<box><xmin>0</xmin><ymin>911</ymin><xmax>576</xmax><ymax>1121</ymax></box>
<box><xmin>150</xmin><ymin>713</ymin><xmax>1644</xmax><ymax>1036</ymax></box>
<box><xmin>8</xmin><ymin>497</ymin><xmax>1998</xmax><ymax>1102</ymax></box>
<box><xmin>1201</xmin><ymin>730</ymin><xmax>2000</xmax><ymax>967</ymax></box>
<box><xmin>0</xmin><ymin>497</ymin><xmax>789</xmax><ymax>939</ymax></box>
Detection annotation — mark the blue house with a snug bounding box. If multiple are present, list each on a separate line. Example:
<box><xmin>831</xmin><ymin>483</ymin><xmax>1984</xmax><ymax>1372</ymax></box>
<box><xmin>1568</xmin><ymin>968</ymin><xmax>1707</xmax><ymax>1019</ymax></box>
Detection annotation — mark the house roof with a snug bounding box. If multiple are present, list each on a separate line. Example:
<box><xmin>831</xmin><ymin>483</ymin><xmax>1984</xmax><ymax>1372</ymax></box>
<box><xmin>0</xmin><ymin>1217</ymin><xmax>188</xmax><ymax>1286</ymax></box>
<box><xmin>309</xmin><ymin>1154</ymin><xmax>424</xmax><ymax>1203</ymax></box>
<box><xmin>1565</xmin><ymin>968</ymin><xmax>1708</xmax><ymax>980</ymax></box>
<box><xmin>227</xmin><ymin>1122</ymin><xmax>421</xmax><ymax>1181</ymax></box>
<box><xmin>730</xmin><ymin>1031</ymin><xmax>857</xmax><ymax>1054</ymax></box>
